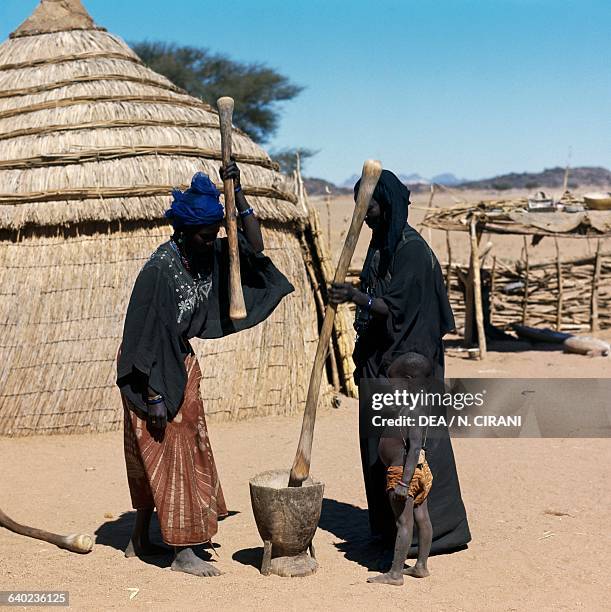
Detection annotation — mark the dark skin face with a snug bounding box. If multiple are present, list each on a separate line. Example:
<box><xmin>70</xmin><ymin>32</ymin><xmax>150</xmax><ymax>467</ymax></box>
<box><xmin>181</xmin><ymin>222</ymin><xmax>222</xmax><ymax>259</ymax></box>
<box><xmin>364</xmin><ymin>197</ymin><xmax>382</xmax><ymax>229</ymax></box>
<box><xmin>328</xmin><ymin>195</ymin><xmax>390</xmax><ymax>316</ymax></box>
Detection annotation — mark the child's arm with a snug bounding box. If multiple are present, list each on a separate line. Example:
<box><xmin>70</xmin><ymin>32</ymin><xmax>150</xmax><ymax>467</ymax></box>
<box><xmin>394</xmin><ymin>424</ymin><xmax>423</xmax><ymax>498</ymax></box>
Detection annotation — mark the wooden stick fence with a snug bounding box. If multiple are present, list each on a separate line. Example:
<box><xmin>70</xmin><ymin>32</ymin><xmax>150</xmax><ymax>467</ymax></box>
<box><xmin>447</xmin><ymin>251</ymin><xmax>611</xmax><ymax>334</ymax></box>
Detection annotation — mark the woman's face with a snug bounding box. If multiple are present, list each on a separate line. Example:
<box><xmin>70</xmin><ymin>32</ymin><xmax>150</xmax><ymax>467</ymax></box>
<box><xmin>183</xmin><ymin>223</ymin><xmax>221</xmax><ymax>257</ymax></box>
<box><xmin>365</xmin><ymin>197</ymin><xmax>382</xmax><ymax>229</ymax></box>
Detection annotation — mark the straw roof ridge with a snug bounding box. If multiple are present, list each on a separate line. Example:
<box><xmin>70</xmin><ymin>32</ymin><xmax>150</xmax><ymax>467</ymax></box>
<box><xmin>0</xmin><ymin>94</ymin><xmax>214</xmax><ymax>122</ymax></box>
<box><xmin>0</xmin><ymin>2</ymin><xmax>301</xmax><ymax>230</ymax></box>
<box><xmin>0</xmin><ymin>146</ymin><xmax>279</xmax><ymax>172</ymax></box>
<box><xmin>10</xmin><ymin>0</ymin><xmax>103</xmax><ymax>39</ymax></box>
<box><xmin>0</xmin><ymin>74</ymin><xmax>185</xmax><ymax>99</ymax></box>
<box><xmin>0</xmin><ymin>51</ymin><xmax>142</xmax><ymax>72</ymax></box>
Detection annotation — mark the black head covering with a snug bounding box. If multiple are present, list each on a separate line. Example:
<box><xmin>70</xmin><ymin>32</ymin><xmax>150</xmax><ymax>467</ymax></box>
<box><xmin>354</xmin><ymin>169</ymin><xmax>410</xmax><ymax>277</ymax></box>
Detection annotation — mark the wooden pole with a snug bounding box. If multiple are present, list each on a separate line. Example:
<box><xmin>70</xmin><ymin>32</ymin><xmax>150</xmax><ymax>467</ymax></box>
<box><xmin>470</xmin><ymin>219</ymin><xmax>487</xmax><ymax>359</ymax></box>
<box><xmin>445</xmin><ymin>230</ymin><xmax>452</xmax><ymax>290</ymax></box>
<box><xmin>217</xmin><ymin>96</ymin><xmax>247</xmax><ymax>320</ymax></box>
<box><xmin>522</xmin><ymin>236</ymin><xmax>530</xmax><ymax>325</ymax></box>
<box><xmin>555</xmin><ymin>238</ymin><xmax>563</xmax><ymax>331</ymax></box>
<box><xmin>591</xmin><ymin>239</ymin><xmax>602</xmax><ymax>333</ymax></box>
<box><xmin>301</xmin><ymin>242</ymin><xmax>340</xmax><ymax>391</ymax></box>
<box><xmin>426</xmin><ymin>184</ymin><xmax>435</xmax><ymax>244</ymax></box>
<box><xmin>0</xmin><ymin>507</ymin><xmax>93</xmax><ymax>554</ymax></box>
<box><xmin>325</xmin><ymin>186</ymin><xmax>332</xmax><ymax>253</ymax></box>
<box><xmin>289</xmin><ymin>160</ymin><xmax>383</xmax><ymax>486</ymax></box>
<box><xmin>464</xmin><ymin>264</ymin><xmax>475</xmax><ymax>346</ymax></box>
<box><xmin>490</xmin><ymin>255</ymin><xmax>497</xmax><ymax>324</ymax></box>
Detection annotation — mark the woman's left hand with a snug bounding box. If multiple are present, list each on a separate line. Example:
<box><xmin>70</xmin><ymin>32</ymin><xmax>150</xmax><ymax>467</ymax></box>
<box><xmin>220</xmin><ymin>159</ymin><xmax>241</xmax><ymax>189</ymax></box>
<box><xmin>328</xmin><ymin>282</ymin><xmax>355</xmax><ymax>305</ymax></box>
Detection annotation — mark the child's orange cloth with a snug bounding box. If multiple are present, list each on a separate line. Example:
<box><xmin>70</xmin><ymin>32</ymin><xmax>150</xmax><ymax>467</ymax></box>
<box><xmin>385</xmin><ymin>450</ymin><xmax>433</xmax><ymax>505</ymax></box>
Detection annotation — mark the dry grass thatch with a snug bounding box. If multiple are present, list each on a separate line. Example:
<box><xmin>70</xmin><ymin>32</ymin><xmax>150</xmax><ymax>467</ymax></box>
<box><xmin>0</xmin><ymin>0</ymin><xmax>355</xmax><ymax>436</ymax></box>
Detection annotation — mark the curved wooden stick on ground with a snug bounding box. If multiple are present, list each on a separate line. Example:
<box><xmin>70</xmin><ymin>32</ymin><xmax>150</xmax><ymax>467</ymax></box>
<box><xmin>0</xmin><ymin>507</ymin><xmax>93</xmax><ymax>554</ymax></box>
<box><xmin>289</xmin><ymin>159</ymin><xmax>383</xmax><ymax>487</ymax></box>
<box><xmin>217</xmin><ymin>96</ymin><xmax>247</xmax><ymax>320</ymax></box>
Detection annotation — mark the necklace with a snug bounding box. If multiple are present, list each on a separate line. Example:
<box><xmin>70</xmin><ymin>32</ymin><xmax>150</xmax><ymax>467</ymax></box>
<box><xmin>170</xmin><ymin>238</ymin><xmax>193</xmax><ymax>273</ymax></box>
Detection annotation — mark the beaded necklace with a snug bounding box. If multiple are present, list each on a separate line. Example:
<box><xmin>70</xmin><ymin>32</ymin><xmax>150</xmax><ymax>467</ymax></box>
<box><xmin>169</xmin><ymin>238</ymin><xmax>193</xmax><ymax>274</ymax></box>
<box><xmin>169</xmin><ymin>237</ymin><xmax>213</xmax><ymax>285</ymax></box>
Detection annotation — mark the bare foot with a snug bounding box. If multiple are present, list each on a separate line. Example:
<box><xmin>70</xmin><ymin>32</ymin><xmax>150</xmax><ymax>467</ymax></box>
<box><xmin>124</xmin><ymin>538</ymin><xmax>170</xmax><ymax>558</ymax></box>
<box><xmin>367</xmin><ymin>572</ymin><xmax>404</xmax><ymax>586</ymax></box>
<box><xmin>171</xmin><ymin>548</ymin><xmax>222</xmax><ymax>577</ymax></box>
<box><xmin>403</xmin><ymin>565</ymin><xmax>430</xmax><ymax>578</ymax></box>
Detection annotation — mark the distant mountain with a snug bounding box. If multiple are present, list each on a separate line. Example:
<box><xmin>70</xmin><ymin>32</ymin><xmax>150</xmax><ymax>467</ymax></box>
<box><xmin>340</xmin><ymin>174</ymin><xmax>360</xmax><ymax>189</ymax></box>
<box><xmin>459</xmin><ymin>166</ymin><xmax>611</xmax><ymax>190</ymax></box>
<box><xmin>431</xmin><ymin>173</ymin><xmax>464</xmax><ymax>186</ymax></box>
<box><xmin>303</xmin><ymin>177</ymin><xmax>351</xmax><ymax>196</ymax></box>
<box><xmin>305</xmin><ymin>166</ymin><xmax>611</xmax><ymax>197</ymax></box>
<box><xmin>399</xmin><ymin>173</ymin><xmax>429</xmax><ymax>185</ymax></box>
<box><xmin>341</xmin><ymin>171</ymin><xmax>466</xmax><ymax>188</ymax></box>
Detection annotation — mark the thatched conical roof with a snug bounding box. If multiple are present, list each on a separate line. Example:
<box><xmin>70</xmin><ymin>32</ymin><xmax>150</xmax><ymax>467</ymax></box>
<box><xmin>0</xmin><ymin>0</ymin><xmax>302</xmax><ymax>231</ymax></box>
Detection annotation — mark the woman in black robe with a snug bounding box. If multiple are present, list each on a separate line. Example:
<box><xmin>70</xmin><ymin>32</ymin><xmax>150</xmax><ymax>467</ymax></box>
<box><xmin>116</xmin><ymin>164</ymin><xmax>293</xmax><ymax>577</ymax></box>
<box><xmin>329</xmin><ymin>169</ymin><xmax>470</xmax><ymax>558</ymax></box>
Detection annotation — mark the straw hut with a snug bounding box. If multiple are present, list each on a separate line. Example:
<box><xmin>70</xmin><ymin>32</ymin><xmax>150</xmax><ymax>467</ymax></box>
<box><xmin>422</xmin><ymin>194</ymin><xmax>611</xmax><ymax>357</ymax></box>
<box><xmin>0</xmin><ymin>0</ymin><xmax>354</xmax><ymax>436</ymax></box>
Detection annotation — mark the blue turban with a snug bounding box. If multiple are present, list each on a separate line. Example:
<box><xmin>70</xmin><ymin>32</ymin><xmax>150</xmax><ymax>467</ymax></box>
<box><xmin>165</xmin><ymin>172</ymin><xmax>225</xmax><ymax>229</ymax></box>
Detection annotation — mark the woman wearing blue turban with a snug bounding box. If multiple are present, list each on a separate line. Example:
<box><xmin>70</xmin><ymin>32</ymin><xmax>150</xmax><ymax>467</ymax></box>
<box><xmin>116</xmin><ymin>162</ymin><xmax>293</xmax><ymax>577</ymax></box>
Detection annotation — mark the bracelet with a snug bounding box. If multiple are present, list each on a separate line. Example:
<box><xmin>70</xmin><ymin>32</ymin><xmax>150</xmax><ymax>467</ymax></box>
<box><xmin>238</xmin><ymin>207</ymin><xmax>254</xmax><ymax>218</ymax></box>
<box><xmin>146</xmin><ymin>395</ymin><xmax>164</xmax><ymax>405</ymax></box>
<box><xmin>398</xmin><ymin>481</ymin><xmax>410</xmax><ymax>488</ymax></box>
<box><xmin>234</xmin><ymin>185</ymin><xmax>242</xmax><ymax>193</ymax></box>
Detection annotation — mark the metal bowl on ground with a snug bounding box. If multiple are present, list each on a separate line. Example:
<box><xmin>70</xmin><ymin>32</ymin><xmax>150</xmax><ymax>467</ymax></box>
<box><xmin>583</xmin><ymin>192</ymin><xmax>611</xmax><ymax>210</ymax></box>
<box><xmin>527</xmin><ymin>191</ymin><xmax>556</xmax><ymax>212</ymax></box>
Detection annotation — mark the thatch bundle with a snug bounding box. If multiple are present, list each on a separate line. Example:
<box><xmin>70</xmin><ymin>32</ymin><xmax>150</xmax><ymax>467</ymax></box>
<box><xmin>0</xmin><ymin>0</ymin><xmax>351</xmax><ymax>436</ymax></box>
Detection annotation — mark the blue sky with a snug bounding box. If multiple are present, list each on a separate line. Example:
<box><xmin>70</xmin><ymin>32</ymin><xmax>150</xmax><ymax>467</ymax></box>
<box><xmin>2</xmin><ymin>0</ymin><xmax>610</xmax><ymax>183</ymax></box>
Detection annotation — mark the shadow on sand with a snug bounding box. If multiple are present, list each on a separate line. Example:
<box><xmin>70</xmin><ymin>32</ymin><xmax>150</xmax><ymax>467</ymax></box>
<box><xmin>318</xmin><ymin>498</ymin><xmax>382</xmax><ymax>570</ymax></box>
<box><xmin>232</xmin><ymin>498</ymin><xmax>379</xmax><ymax>572</ymax></box>
<box><xmin>94</xmin><ymin>510</ymin><xmax>238</xmax><ymax>568</ymax></box>
<box><xmin>232</xmin><ymin>546</ymin><xmax>262</xmax><ymax>570</ymax></box>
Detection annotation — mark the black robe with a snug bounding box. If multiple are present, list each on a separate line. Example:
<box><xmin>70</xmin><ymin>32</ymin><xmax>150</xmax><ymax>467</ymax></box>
<box><xmin>353</xmin><ymin>172</ymin><xmax>470</xmax><ymax>554</ymax></box>
<box><xmin>117</xmin><ymin>232</ymin><xmax>294</xmax><ymax>418</ymax></box>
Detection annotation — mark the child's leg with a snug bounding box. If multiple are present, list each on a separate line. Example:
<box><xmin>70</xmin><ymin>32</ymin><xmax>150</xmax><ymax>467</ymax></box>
<box><xmin>367</xmin><ymin>494</ymin><xmax>414</xmax><ymax>585</ymax></box>
<box><xmin>404</xmin><ymin>499</ymin><xmax>432</xmax><ymax>578</ymax></box>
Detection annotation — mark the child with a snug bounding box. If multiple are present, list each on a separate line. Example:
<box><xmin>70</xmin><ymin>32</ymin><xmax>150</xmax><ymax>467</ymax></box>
<box><xmin>367</xmin><ymin>352</ymin><xmax>434</xmax><ymax>586</ymax></box>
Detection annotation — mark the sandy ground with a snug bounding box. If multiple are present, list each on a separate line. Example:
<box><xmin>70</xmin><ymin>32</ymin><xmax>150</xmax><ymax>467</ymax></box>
<box><xmin>1</xmin><ymin>405</ymin><xmax>610</xmax><ymax>611</ymax></box>
<box><xmin>1</xmin><ymin>188</ymin><xmax>610</xmax><ymax>611</ymax></box>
